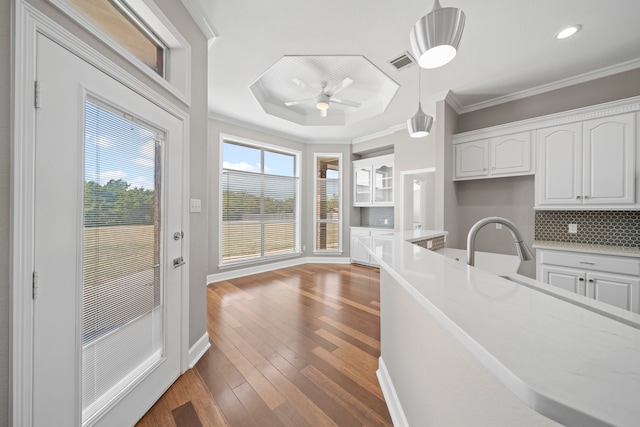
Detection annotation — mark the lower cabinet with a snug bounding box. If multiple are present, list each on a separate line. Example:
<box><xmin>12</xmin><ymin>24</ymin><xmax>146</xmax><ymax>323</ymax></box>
<box><xmin>537</xmin><ymin>249</ymin><xmax>640</xmax><ymax>313</ymax></box>
<box><xmin>350</xmin><ymin>227</ymin><xmax>392</xmax><ymax>267</ymax></box>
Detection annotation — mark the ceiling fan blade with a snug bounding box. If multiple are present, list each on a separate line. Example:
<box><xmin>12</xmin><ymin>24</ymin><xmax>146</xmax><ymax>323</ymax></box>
<box><xmin>329</xmin><ymin>77</ymin><xmax>353</xmax><ymax>95</ymax></box>
<box><xmin>320</xmin><ymin>108</ymin><xmax>328</xmax><ymax>118</ymax></box>
<box><xmin>291</xmin><ymin>78</ymin><xmax>318</xmax><ymax>93</ymax></box>
<box><xmin>284</xmin><ymin>96</ymin><xmax>316</xmax><ymax>106</ymax></box>
<box><xmin>330</xmin><ymin>97</ymin><xmax>361</xmax><ymax>108</ymax></box>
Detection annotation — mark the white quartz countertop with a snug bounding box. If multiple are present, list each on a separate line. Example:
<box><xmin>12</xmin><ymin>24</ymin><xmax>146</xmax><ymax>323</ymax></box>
<box><xmin>372</xmin><ymin>233</ymin><xmax>640</xmax><ymax>427</ymax></box>
<box><xmin>533</xmin><ymin>240</ymin><xmax>640</xmax><ymax>258</ymax></box>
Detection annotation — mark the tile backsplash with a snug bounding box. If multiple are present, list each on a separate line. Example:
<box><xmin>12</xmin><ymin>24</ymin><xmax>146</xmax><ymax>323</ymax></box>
<box><xmin>535</xmin><ymin>210</ymin><xmax>640</xmax><ymax>247</ymax></box>
<box><xmin>360</xmin><ymin>207</ymin><xmax>394</xmax><ymax>228</ymax></box>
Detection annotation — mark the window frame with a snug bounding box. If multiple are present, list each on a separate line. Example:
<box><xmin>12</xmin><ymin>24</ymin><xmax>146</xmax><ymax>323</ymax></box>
<box><xmin>313</xmin><ymin>153</ymin><xmax>343</xmax><ymax>254</ymax></box>
<box><xmin>47</xmin><ymin>0</ymin><xmax>193</xmax><ymax>106</ymax></box>
<box><xmin>218</xmin><ymin>134</ymin><xmax>302</xmax><ymax>268</ymax></box>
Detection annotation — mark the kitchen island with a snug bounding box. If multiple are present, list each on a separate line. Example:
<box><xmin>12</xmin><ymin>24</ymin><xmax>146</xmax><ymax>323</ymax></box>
<box><xmin>372</xmin><ymin>232</ymin><xmax>640</xmax><ymax>427</ymax></box>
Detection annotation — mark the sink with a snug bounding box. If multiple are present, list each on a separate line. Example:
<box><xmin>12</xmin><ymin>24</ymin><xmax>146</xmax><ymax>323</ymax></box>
<box><xmin>436</xmin><ymin>248</ymin><xmax>521</xmax><ymax>276</ymax></box>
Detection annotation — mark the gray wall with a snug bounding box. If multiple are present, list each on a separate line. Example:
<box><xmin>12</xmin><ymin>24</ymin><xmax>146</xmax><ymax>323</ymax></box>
<box><xmin>1</xmin><ymin>0</ymin><xmax>10</xmax><ymax>424</ymax></box>
<box><xmin>352</xmin><ymin>125</ymin><xmax>437</xmax><ymax>231</ymax></box>
<box><xmin>451</xmin><ymin>69</ymin><xmax>640</xmax><ymax>278</ymax></box>
<box><xmin>3</xmin><ymin>1</ymin><xmax>209</xmax><ymax>423</ymax></box>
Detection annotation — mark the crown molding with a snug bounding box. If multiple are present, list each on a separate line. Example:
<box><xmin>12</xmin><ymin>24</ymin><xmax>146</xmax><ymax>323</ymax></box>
<box><xmin>209</xmin><ymin>112</ymin><xmax>310</xmax><ymax>143</ymax></box>
<box><xmin>457</xmin><ymin>58</ymin><xmax>640</xmax><ymax>114</ymax></box>
<box><xmin>180</xmin><ymin>0</ymin><xmax>219</xmax><ymax>44</ymax></box>
<box><xmin>351</xmin><ymin>123</ymin><xmax>406</xmax><ymax>144</ymax></box>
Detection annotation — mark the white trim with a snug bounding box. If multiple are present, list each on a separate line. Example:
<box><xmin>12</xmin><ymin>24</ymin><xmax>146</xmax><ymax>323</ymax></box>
<box><xmin>47</xmin><ymin>0</ymin><xmax>192</xmax><ymax>106</ymax></box>
<box><xmin>352</xmin><ymin>124</ymin><xmax>406</xmax><ymax>144</ymax></box>
<box><xmin>207</xmin><ymin>257</ymin><xmax>351</xmax><ymax>284</ymax></box>
<box><xmin>376</xmin><ymin>357</ymin><xmax>409</xmax><ymax>427</ymax></box>
<box><xmin>457</xmin><ymin>58</ymin><xmax>640</xmax><ymax>115</ymax></box>
<box><xmin>11</xmin><ymin>2</ymin><xmax>192</xmax><ymax>424</ymax></box>
<box><xmin>187</xmin><ymin>332</ymin><xmax>211</xmax><ymax>369</ymax></box>
<box><xmin>210</xmin><ymin>112</ymin><xmax>309</xmax><ymax>144</ymax></box>
<box><xmin>313</xmin><ymin>153</ymin><xmax>343</xmax><ymax>253</ymax></box>
<box><xmin>453</xmin><ymin>95</ymin><xmax>640</xmax><ymax>143</ymax></box>
<box><xmin>179</xmin><ymin>0</ymin><xmax>219</xmax><ymax>44</ymax></box>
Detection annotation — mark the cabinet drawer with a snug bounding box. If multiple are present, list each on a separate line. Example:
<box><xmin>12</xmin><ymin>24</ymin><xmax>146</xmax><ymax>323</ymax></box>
<box><xmin>539</xmin><ymin>250</ymin><xmax>640</xmax><ymax>276</ymax></box>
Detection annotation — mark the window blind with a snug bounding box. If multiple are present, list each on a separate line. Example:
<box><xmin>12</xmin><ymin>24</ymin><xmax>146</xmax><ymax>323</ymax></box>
<box><xmin>222</xmin><ymin>167</ymin><xmax>300</xmax><ymax>264</ymax></box>
<box><xmin>316</xmin><ymin>156</ymin><xmax>341</xmax><ymax>251</ymax></box>
<box><xmin>82</xmin><ymin>99</ymin><xmax>164</xmax><ymax>421</ymax></box>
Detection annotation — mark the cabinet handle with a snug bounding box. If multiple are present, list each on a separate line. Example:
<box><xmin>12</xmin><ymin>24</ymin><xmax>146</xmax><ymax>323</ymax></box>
<box><xmin>576</xmin><ymin>195</ymin><xmax>582</xmax><ymax>199</ymax></box>
<box><xmin>579</xmin><ymin>261</ymin><xmax>595</xmax><ymax>265</ymax></box>
<box><xmin>588</xmin><ymin>279</ymin><xmax>595</xmax><ymax>283</ymax></box>
<box><xmin>578</xmin><ymin>278</ymin><xmax>584</xmax><ymax>281</ymax></box>
<box><xmin>584</xmin><ymin>195</ymin><xmax>590</xmax><ymax>199</ymax></box>
<box><xmin>492</xmin><ymin>166</ymin><xmax>496</xmax><ymax>170</ymax></box>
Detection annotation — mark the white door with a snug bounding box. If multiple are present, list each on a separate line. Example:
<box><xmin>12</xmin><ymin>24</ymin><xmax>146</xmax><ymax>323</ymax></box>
<box><xmin>536</xmin><ymin>123</ymin><xmax>583</xmax><ymax>206</ymax></box>
<box><xmin>454</xmin><ymin>140</ymin><xmax>488</xmax><ymax>179</ymax></box>
<box><xmin>587</xmin><ymin>272</ymin><xmax>640</xmax><ymax>313</ymax></box>
<box><xmin>582</xmin><ymin>114</ymin><xmax>636</xmax><ymax>206</ymax></box>
<box><xmin>350</xmin><ymin>229</ymin><xmax>372</xmax><ymax>264</ymax></box>
<box><xmin>33</xmin><ymin>34</ymin><xmax>183</xmax><ymax>426</ymax></box>
<box><xmin>490</xmin><ymin>131</ymin><xmax>531</xmax><ymax>176</ymax></box>
<box><xmin>541</xmin><ymin>265</ymin><xmax>585</xmax><ymax>295</ymax></box>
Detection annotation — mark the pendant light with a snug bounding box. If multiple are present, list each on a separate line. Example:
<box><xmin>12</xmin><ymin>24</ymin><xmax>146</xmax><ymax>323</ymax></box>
<box><xmin>407</xmin><ymin>68</ymin><xmax>433</xmax><ymax>138</ymax></box>
<box><xmin>410</xmin><ymin>0</ymin><xmax>466</xmax><ymax>69</ymax></box>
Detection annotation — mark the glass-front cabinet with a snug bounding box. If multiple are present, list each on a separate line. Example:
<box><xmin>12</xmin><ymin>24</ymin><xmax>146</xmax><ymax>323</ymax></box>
<box><xmin>353</xmin><ymin>154</ymin><xmax>394</xmax><ymax>206</ymax></box>
<box><xmin>354</xmin><ymin>165</ymin><xmax>372</xmax><ymax>205</ymax></box>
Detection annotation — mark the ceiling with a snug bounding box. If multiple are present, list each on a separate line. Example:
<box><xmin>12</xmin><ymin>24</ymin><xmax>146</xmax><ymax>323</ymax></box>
<box><xmin>194</xmin><ymin>0</ymin><xmax>640</xmax><ymax>143</ymax></box>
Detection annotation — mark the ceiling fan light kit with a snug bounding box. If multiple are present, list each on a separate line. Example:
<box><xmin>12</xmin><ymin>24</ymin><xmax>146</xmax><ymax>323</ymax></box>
<box><xmin>410</xmin><ymin>0</ymin><xmax>466</xmax><ymax>69</ymax></box>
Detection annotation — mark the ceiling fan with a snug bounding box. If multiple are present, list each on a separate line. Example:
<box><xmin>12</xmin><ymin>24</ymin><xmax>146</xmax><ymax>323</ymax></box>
<box><xmin>284</xmin><ymin>77</ymin><xmax>362</xmax><ymax>117</ymax></box>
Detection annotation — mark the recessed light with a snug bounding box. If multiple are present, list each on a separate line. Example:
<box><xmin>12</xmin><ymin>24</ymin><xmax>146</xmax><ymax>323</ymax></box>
<box><xmin>556</xmin><ymin>24</ymin><xmax>582</xmax><ymax>39</ymax></box>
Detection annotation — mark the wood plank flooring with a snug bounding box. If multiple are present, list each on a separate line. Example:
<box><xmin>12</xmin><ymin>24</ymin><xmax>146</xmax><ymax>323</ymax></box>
<box><xmin>136</xmin><ymin>263</ymin><xmax>392</xmax><ymax>426</ymax></box>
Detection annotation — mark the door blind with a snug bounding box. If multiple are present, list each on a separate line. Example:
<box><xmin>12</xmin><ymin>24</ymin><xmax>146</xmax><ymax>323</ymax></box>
<box><xmin>82</xmin><ymin>99</ymin><xmax>164</xmax><ymax>421</ymax></box>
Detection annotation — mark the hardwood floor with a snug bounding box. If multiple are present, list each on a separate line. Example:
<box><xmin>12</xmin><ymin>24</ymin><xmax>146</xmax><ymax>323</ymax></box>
<box><xmin>136</xmin><ymin>263</ymin><xmax>392</xmax><ymax>426</ymax></box>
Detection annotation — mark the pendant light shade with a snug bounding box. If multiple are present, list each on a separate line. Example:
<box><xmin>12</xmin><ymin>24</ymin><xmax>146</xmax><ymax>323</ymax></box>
<box><xmin>407</xmin><ymin>103</ymin><xmax>433</xmax><ymax>138</ymax></box>
<box><xmin>410</xmin><ymin>0</ymin><xmax>466</xmax><ymax>69</ymax></box>
<box><xmin>407</xmin><ymin>69</ymin><xmax>433</xmax><ymax>138</ymax></box>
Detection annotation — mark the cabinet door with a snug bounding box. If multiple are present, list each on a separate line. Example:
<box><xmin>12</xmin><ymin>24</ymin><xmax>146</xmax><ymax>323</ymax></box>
<box><xmin>350</xmin><ymin>230</ymin><xmax>371</xmax><ymax>264</ymax></box>
<box><xmin>540</xmin><ymin>265</ymin><xmax>586</xmax><ymax>295</ymax></box>
<box><xmin>373</xmin><ymin>161</ymin><xmax>394</xmax><ymax>205</ymax></box>
<box><xmin>454</xmin><ymin>140</ymin><xmax>488</xmax><ymax>179</ymax></box>
<box><xmin>490</xmin><ymin>132</ymin><xmax>532</xmax><ymax>176</ymax></box>
<box><xmin>536</xmin><ymin>123</ymin><xmax>583</xmax><ymax>206</ymax></box>
<box><xmin>353</xmin><ymin>166</ymin><xmax>372</xmax><ymax>206</ymax></box>
<box><xmin>582</xmin><ymin>114</ymin><xmax>636</xmax><ymax>206</ymax></box>
<box><xmin>371</xmin><ymin>235</ymin><xmax>393</xmax><ymax>267</ymax></box>
<box><xmin>587</xmin><ymin>272</ymin><xmax>640</xmax><ymax>313</ymax></box>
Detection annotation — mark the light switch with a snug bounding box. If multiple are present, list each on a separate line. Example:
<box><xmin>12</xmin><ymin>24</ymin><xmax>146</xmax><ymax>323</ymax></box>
<box><xmin>568</xmin><ymin>224</ymin><xmax>578</xmax><ymax>234</ymax></box>
<box><xmin>190</xmin><ymin>198</ymin><xmax>202</xmax><ymax>213</ymax></box>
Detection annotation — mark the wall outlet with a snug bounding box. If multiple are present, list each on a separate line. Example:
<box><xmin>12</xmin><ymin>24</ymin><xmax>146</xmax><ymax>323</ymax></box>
<box><xmin>568</xmin><ymin>224</ymin><xmax>578</xmax><ymax>234</ymax></box>
<box><xmin>303</xmin><ymin>245</ymin><xmax>306</xmax><ymax>251</ymax></box>
<box><xmin>496</xmin><ymin>223</ymin><xmax>502</xmax><ymax>230</ymax></box>
<box><xmin>427</xmin><ymin>240</ymin><xmax>433</xmax><ymax>249</ymax></box>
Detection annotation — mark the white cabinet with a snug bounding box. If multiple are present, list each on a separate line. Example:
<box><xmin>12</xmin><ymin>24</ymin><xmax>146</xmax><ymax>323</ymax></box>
<box><xmin>350</xmin><ymin>227</ymin><xmax>392</xmax><ymax>266</ymax></box>
<box><xmin>353</xmin><ymin>155</ymin><xmax>394</xmax><ymax>206</ymax></box>
<box><xmin>453</xmin><ymin>131</ymin><xmax>532</xmax><ymax>180</ymax></box>
<box><xmin>537</xmin><ymin>248</ymin><xmax>640</xmax><ymax>313</ymax></box>
<box><xmin>536</xmin><ymin>113</ymin><xmax>636</xmax><ymax>208</ymax></box>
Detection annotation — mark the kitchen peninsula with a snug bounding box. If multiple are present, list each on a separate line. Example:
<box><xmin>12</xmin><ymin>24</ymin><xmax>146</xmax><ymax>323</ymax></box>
<box><xmin>372</xmin><ymin>232</ymin><xmax>640</xmax><ymax>427</ymax></box>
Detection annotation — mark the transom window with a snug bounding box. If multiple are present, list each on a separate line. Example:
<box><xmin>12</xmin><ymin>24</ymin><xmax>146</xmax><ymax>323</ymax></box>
<box><xmin>221</xmin><ymin>138</ymin><xmax>301</xmax><ymax>265</ymax></box>
<box><xmin>68</xmin><ymin>0</ymin><xmax>166</xmax><ymax>76</ymax></box>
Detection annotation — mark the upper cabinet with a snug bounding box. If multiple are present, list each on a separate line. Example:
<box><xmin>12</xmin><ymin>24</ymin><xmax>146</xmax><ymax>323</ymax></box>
<box><xmin>535</xmin><ymin>113</ymin><xmax>637</xmax><ymax>209</ymax></box>
<box><xmin>453</xmin><ymin>131</ymin><xmax>533</xmax><ymax>180</ymax></box>
<box><xmin>353</xmin><ymin>154</ymin><xmax>394</xmax><ymax>206</ymax></box>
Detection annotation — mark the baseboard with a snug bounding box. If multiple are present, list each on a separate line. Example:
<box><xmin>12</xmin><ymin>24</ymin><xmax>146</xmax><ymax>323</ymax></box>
<box><xmin>377</xmin><ymin>357</ymin><xmax>409</xmax><ymax>427</ymax></box>
<box><xmin>207</xmin><ymin>256</ymin><xmax>351</xmax><ymax>283</ymax></box>
<box><xmin>188</xmin><ymin>332</ymin><xmax>211</xmax><ymax>369</ymax></box>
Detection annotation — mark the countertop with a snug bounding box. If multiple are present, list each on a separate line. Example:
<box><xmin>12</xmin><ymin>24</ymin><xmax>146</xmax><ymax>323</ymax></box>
<box><xmin>533</xmin><ymin>240</ymin><xmax>640</xmax><ymax>258</ymax></box>
<box><xmin>372</xmin><ymin>233</ymin><xmax>640</xmax><ymax>426</ymax></box>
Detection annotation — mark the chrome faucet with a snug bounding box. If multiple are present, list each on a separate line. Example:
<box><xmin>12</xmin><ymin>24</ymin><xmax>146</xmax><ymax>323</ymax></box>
<box><xmin>466</xmin><ymin>217</ymin><xmax>534</xmax><ymax>266</ymax></box>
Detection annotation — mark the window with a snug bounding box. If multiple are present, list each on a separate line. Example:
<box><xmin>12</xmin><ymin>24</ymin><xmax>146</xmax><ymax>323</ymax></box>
<box><xmin>49</xmin><ymin>0</ymin><xmax>193</xmax><ymax>103</ymax></box>
<box><xmin>315</xmin><ymin>154</ymin><xmax>342</xmax><ymax>252</ymax></box>
<box><xmin>69</xmin><ymin>0</ymin><xmax>166</xmax><ymax>76</ymax></box>
<box><xmin>221</xmin><ymin>138</ymin><xmax>300</xmax><ymax>265</ymax></box>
